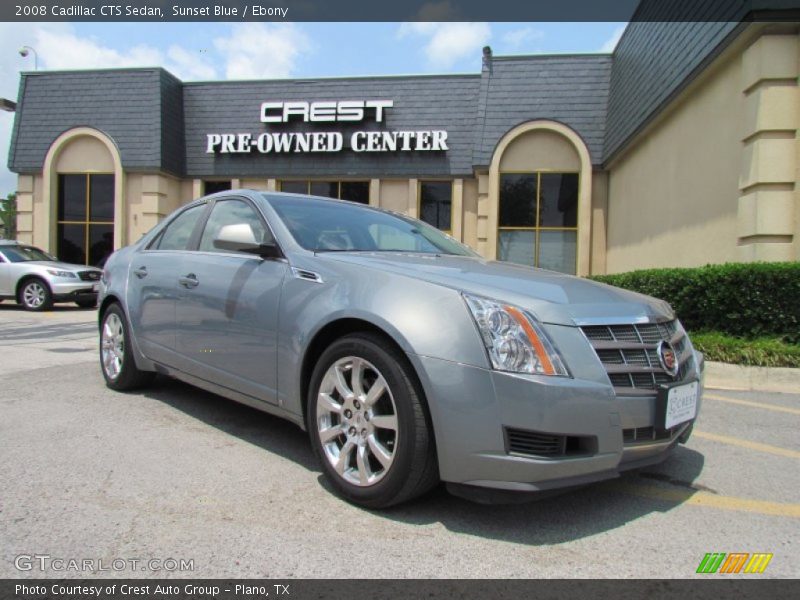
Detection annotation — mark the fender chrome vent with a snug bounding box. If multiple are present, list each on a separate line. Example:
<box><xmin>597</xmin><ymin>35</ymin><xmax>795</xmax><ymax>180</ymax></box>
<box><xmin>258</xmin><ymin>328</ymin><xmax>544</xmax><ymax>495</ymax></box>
<box><xmin>291</xmin><ymin>267</ymin><xmax>323</xmax><ymax>283</ymax></box>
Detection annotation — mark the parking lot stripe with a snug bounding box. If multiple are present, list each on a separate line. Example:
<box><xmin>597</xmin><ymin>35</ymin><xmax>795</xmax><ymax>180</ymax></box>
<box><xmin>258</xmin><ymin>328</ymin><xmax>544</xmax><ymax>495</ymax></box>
<box><xmin>693</xmin><ymin>430</ymin><xmax>800</xmax><ymax>459</ymax></box>
<box><xmin>704</xmin><ymin>393</ymin><xmax>800</xmax><ymax>416</ymax></box>
<box><xmin>616</xmin><ymin>483</ymin><xmax>800</xmax><ymax>518</ymax></box>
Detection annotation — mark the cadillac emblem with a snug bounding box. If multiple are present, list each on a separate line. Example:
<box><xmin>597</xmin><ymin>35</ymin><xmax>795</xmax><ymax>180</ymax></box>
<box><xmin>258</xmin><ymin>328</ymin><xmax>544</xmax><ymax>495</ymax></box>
<box><xmin>657</xmin><ymin>340</ymin><xmax>680</xmax><ymax>378</ymax></box>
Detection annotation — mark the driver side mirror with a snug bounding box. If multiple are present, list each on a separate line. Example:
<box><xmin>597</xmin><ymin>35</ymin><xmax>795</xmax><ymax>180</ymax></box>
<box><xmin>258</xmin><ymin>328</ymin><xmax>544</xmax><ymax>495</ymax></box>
<box><xmin>213</xmin><ymin>223</ymin><xmax>281</xmax><ymax>258</ymax></box>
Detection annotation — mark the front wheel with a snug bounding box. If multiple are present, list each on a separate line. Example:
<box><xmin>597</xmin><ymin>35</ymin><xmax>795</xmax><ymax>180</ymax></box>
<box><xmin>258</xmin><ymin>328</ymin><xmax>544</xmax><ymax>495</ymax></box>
<box><xmin>100</xmin><ymin>303</ymin><xmax>155</xmax><ymax>391</ymax></box>
<box><xmin>307</xmin><ymin>333</ymin><xmax>438</xmax><ymax>508</ymax></box>
<box><xmin>19</xmin><ymin>278</ymin><xmax>52</xmax><ymax>311</ymax></box>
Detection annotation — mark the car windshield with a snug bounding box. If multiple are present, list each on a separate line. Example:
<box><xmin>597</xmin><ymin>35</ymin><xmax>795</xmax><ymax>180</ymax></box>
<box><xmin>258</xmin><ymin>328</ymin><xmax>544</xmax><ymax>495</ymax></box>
<box><xmin>0</xmin><ymin>245</ymin><xmax>54</xmax><ymax>262</ymax></box>
<box><xmin>267</xmin><ymin>195</ymin><xmax>478</xmax><ymax>256</ymax></box>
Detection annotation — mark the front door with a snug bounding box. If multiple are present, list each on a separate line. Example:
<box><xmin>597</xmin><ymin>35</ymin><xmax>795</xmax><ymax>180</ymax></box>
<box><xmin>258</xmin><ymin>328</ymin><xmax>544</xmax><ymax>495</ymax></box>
<box><xmin>175</xmin><ymin>197</ymin><xmax>286</xmax><ymax>405</ymax></box>
<box><xmin>127</xmin><ymin>202</ymin><xmax>208</xmax><ymax>366</ymax></box>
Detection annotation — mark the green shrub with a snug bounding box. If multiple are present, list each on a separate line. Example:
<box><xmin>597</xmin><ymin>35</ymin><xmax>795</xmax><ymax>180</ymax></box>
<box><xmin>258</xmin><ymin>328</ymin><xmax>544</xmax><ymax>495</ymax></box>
<box><xmin>689</xmin><ymin>332</ymin><xmax>800</xmax><ymax>368</ymax></box>
<box><xmin>591</xmin><ymin>262</ymin><xmax>800</xmax><ymax>342</ymax></box>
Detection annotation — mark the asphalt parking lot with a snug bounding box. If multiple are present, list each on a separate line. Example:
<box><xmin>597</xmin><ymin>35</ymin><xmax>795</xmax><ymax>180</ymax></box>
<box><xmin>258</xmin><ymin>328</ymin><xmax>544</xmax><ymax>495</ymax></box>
<box><xmin>0</xmin><ymin>304</ymin><xmax>798</xmax><ymax>578</ymax></box>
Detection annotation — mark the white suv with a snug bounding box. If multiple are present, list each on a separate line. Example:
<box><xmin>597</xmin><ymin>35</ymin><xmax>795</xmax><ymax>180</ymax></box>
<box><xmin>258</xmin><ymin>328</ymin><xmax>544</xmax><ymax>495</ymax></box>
<box><xmin>0</xmin><ymin>241</ymin><xmax>102</xmax><ymax>311</ymax></box>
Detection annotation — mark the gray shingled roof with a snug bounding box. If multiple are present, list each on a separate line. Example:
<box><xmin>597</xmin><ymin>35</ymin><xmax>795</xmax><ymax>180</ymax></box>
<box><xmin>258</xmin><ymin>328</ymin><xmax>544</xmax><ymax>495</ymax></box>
<box><xmin>473</xmin><ymin>54</ymin><xmax>612</xmax><ymax>167</ymax></box>
<box><xmin>8</xmin><ymin>69</ymin><xmax>178</xmax><ymax>175</ymax></box>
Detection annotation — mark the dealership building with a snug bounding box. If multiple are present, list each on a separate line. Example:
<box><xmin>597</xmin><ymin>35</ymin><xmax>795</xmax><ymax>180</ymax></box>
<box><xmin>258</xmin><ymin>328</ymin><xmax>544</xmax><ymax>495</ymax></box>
<box><xmin>6</xmin><ymin>19</ymin><xmax>800</xmax><ymax>274</ymax></box>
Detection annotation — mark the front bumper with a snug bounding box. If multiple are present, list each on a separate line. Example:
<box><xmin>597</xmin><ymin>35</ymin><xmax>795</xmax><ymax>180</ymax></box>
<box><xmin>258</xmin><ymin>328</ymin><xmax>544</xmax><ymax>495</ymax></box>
<box><xmin>407</xmin><ymin>350</ymin><xmax>703</xmax><ymax>496</ymax></box>
<box><xmin>50</xmin><ymin>280</ymin><xmax>99</xmax><ymax>302</ymax></box>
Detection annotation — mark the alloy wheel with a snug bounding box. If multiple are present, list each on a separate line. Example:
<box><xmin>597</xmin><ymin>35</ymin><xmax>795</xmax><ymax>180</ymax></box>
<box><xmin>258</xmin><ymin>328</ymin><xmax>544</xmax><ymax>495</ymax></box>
<box><xmin>22</xmin><ymin>282</ymin><xmax>46</xmax><ymax>309</ymax></box>
<box><xmin>101</xmin><ymin>312</ymin><xmax>125</xmax><ymax>380</ymax></box>
<box><xmin>316</xmin><ymin>356</ymin><xmax>399</xmax><ymax>487</ymax></box>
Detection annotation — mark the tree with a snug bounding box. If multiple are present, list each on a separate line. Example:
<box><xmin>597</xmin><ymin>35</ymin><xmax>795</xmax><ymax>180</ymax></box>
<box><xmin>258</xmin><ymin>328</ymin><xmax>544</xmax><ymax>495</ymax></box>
<box><xmin>0</xmin><ymin>192</ymin><xmax>17</xmax><ymax>239</ymax></box>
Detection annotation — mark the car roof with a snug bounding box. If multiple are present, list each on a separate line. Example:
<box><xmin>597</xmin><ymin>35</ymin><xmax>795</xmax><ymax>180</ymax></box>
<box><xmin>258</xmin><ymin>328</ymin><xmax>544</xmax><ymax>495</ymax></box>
<box><xmin>0</xmin><ymin>240</ymin><xmax>20</xmax><ymax>246</ymax></box>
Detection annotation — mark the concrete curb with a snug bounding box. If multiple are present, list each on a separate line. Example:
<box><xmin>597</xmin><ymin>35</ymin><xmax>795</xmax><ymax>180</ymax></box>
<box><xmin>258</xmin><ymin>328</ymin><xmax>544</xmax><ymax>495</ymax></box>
<box><xmin>704</xmin><ymin>361</ymin><xmax>800</xmax><ymax>394</ymax></box>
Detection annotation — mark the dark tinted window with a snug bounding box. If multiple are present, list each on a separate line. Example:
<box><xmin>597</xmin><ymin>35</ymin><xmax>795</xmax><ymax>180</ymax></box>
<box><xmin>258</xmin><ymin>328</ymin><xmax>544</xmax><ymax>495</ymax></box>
<box><xmin>199</xmin><ymin>199</ymin><xmax>270</xmax><ymax>253</ymax></box>
<box><xmin>157</xmin><ymin>204</ymin><xmax>206</xmax><ymax>251</ymax></box>
<box><xmin>268</xmin><ymin>195</ymin><xmax>474</xmax><ymax>256</ymax></box>
<box><xmin>280</xmin><ymin>181</ymin><xmax>307</xmax><ymax>194</ymax></box>
<box><xmin>310</xmin><ymin>181</ymin><xmax>338</xmax><ymax>198</ymax></box>
<box><xmin>499</xmin><ymin>174</ymin><xmax>537</xmax><ymax>227</ymax></box>
<box><xmin>57</xmin><ymin>175</ymin><xmax>87</xmax><ymax>221</ymax></box>
<box><xmin>89</xmin><ymin>225</ymin><xmax>114</xmax><ymax>267</ymax></box>
<box><xmin>340</xmin><ymin>181</ymin><xmax>370</xmax><ymax>204</ymax></box>
<box><xmin>419</xmin><ymin>181</ymin><xmax>452</xmax><ymax>230</ymax></box>
<box><xmin>204</xmin><ymin>181</ymin><xmax>232</xmax><ymax>195</ymax></box>
<box><xmin>539</xmin><ymin>173</ymin><xmax>578</xmax><ymax>227</ymax></box>
<box><xmin>89</xmin><ymin>174</ymin><xmax>115</xmax><ymax>221</ymax></box>
<box><xmin>57</xmin><ymin>224</ymin><xmax>86</xmax><ymax>264</ymax></box>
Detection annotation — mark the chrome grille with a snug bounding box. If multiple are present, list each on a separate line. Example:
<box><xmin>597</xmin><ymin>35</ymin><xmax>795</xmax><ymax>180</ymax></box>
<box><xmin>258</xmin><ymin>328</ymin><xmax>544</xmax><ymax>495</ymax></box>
<box><xmin>581</xmin><ymin>319</ymin><xmax>693</xmax><ymax>397</ymax></box>
<box><xmin>78</xmin><ymin>270</ymin><xmax>100</xmax><ymax>281</ymax></box>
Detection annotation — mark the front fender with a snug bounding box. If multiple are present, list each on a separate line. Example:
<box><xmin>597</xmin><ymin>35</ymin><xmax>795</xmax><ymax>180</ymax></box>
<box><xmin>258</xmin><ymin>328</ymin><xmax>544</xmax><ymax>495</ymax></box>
<box><xmin>275</xmin><ymin>262</ymin><xmax>489</xmax><ymax>418</ymax></box>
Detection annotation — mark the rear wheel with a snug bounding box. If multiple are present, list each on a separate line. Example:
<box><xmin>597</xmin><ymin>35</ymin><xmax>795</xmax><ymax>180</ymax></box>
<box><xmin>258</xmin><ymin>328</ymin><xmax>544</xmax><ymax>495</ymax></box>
<box><xmin>19</xmin><ymin>278</ymin><xmax>52</xmax><ymax>311</ymax></box>
<box><xmin>307</xmin><ymin>333</ymin><xmax>438</xmax><ymax>508</ymax></box>
<box><xmin>100</xmin><ymin>303</ymin><xmax>155</xmax><ymax>390</ymax></box>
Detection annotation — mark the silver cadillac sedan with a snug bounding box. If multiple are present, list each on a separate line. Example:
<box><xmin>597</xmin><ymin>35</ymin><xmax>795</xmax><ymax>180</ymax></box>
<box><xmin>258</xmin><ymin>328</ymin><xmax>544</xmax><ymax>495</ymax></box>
<box><xmin>97</xmin><ymin>190</ymin><xmax>703</xmax><ymax>507</ymax></box>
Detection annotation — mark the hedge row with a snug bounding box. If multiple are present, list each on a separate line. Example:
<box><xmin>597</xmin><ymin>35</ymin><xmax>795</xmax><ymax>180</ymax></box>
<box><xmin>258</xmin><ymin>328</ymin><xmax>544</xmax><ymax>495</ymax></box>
<box><xmin>689</xmin><ymin>332</ymin><xmax>800</xmax><ymax>368</ymax></box>
<box><xmin>591</xmin><ymin>262</ymin><xmax>800</xmax><ymax>342</ymax></box>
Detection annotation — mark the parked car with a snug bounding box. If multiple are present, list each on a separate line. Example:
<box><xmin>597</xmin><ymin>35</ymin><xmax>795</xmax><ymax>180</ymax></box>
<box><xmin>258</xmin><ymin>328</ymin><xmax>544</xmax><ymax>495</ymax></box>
<box><xmin>0</xmin><ymin>240</ymin><xmax>101</xmax><ymax>311</ymax></box>
<box><xmin>97</xmin><ymin>190</ymin><xmax>704</xmax><ymax>507</ymax></box>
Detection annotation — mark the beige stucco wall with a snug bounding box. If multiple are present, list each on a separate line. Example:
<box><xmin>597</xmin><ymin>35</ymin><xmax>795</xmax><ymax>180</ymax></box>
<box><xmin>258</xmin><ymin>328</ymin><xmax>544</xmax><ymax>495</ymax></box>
<box><xmin>461</xmin><ymin>178</ymin><xmax>479</xmax><ymax>250</ymax></box>
<box><xmin>126</xmin><ymin>172</ymin><xmax>185</xmax><ymax>242</ymax></box>
<box><xmin>54</xmin><ymin>136</ymin><xmax>114</xmax><ymax>173</ymax></box>
<box><xmin>499</xmin><ymin>129</ymin><xmax>581</xmax><ymax>172</ymax></box>
<box><xmin>605</xmin><ymin>47</ymin><xmax>745</xmax><ymax>273</ymax></box>
<box><xmin>591</xmin><ymin>170</ymin><xmax>608</xmax><ymax>274</ymax></box>
<box><xmin>378</xmin><ymin>179</ymin><xmax>413</xmax><ymax>214</ymax></box>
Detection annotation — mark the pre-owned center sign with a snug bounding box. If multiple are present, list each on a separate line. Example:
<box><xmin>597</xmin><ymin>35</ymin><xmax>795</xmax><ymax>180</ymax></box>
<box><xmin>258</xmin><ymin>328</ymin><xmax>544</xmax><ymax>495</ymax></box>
<box><xmin>206</xmin><ymin>100</ymin><xmax>449</xmax><ymax>154</ymax></box>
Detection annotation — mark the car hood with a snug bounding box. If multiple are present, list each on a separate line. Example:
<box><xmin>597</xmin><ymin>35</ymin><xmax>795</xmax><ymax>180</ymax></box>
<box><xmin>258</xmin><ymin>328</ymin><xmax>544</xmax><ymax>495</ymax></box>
<box><xmin>318</xmin><ymin>252</ymin><xmax>673</xmax><ymax>326</ymax></box>
<box><xmin>18</xmin><ymin>261</ymin><xmax>99</xmax><ymax>273</ymax></box>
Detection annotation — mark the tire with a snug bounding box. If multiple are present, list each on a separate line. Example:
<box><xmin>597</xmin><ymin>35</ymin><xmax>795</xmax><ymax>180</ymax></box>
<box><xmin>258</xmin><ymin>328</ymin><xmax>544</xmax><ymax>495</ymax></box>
<box><xmin>307</xmin><ymin>332</ymin><xmax>438</xmax><ymax>508</ymax></box>
<box><xmin>75</xmin><ymin>298</ymin><xmax>97</xmax><ymax>309</ymax></box>
<box><xmin>99</xmin><ymin>303</ymin><xmax>155</xmax><ymax>391</ymax></box>
<box><xmin>18</xmin><ymin>278</ymin><xmax>52</xmax><ymax>311</ymax></box>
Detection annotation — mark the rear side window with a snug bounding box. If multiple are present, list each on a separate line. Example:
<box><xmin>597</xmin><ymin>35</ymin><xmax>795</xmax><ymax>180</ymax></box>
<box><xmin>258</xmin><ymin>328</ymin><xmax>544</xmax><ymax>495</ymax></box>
<box><xmin>155</xmin><ymin>204</ymin><xmax>206</xmax><ymax>250</ymax></box>
<box><xmin>198</xmin><ymin>199</ymin><xmax>271</xmax><ymax>253</ymax></box>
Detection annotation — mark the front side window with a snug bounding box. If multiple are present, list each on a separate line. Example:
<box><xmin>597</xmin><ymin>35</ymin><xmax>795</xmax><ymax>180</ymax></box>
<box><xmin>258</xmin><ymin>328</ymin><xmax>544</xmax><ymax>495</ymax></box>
<box><xmin>267</xmin><ymin>195</ymin><xmax>475</xmax><ymax>257</ymax></box>
<box><xmin>155</xmin><ymin>204</ymin><xmax>206</xmax><ymax>251</ymax></box>
<box><xmin>419</xmin><ymin>181</ymin><xmax>452</xmax><ymax>232</ymax></box>
<box><xmin>497</xmin><ymin>172</ymin><xmax>578</xmax><ymax>274</ymax></box>
<box><xmin>57</xmin><ymin>174</ymin><xmax>115</xmax><ymax>267</ymax></box>
<box><xmin>198</xmin><ymin>199</ymin><xmax>270</xmax><ymax>253</ymax></box>
<box><xmin>280</xmin><ymin>180</ymin><xmax>370</xmax><ymax>204</ymax></box>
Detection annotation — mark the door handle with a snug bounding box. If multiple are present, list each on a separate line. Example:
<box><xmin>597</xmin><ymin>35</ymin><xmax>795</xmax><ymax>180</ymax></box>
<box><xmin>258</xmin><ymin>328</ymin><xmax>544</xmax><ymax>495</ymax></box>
<box><xmin>178</xmin><ymin>273</ymin><xmax>199</xmax><ymax>288</ymax></box>
<box><xmin>133</xmin><ymin>266</ymin><xmax>148</xmax><ymax>279</ymax></box>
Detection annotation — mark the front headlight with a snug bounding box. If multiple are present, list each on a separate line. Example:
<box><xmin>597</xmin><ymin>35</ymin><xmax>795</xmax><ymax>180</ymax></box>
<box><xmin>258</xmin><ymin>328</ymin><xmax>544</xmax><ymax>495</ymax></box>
<box><xmin>46</xmin><ymin>269</ymin><xmax>76</xmax><ymax>278</ymax></box>
<box><xmin>463</xmin><ymin>293</ymin><xmax>569</xmax><ymax>377</ymax></box>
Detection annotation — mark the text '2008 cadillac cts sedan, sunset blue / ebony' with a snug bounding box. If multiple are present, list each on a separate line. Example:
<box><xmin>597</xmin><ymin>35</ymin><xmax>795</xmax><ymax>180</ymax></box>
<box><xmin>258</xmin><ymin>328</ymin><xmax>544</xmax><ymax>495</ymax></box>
<box><xmin>97</xmin><ymin>190</ymin><xmax>703</xmax><ymax>508</ymax></box>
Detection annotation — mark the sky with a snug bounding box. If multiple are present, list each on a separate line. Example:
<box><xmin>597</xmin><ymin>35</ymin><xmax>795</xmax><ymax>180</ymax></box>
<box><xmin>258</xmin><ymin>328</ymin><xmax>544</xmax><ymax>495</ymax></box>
<box><xmin>0</xmin><ymin>21</ymin><xmax>626</xmax><ymax>199</ymax></box>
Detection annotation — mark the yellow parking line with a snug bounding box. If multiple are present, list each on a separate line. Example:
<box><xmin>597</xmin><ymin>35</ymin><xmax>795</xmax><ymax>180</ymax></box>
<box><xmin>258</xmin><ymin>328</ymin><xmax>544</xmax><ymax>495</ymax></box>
<box><xmin>704</xmin><ymin>393</ymin><xmax>800</xmax><ymax>416</ymax></box>
<box><xmin>693</xmin><ymin>430</ymin><xmax>800</xmax><ymax>459</ymax></box>
<box><xmin>614</xmin><ymin>482</ymin><xmax>800</xmax><ymax>518</ymax></box>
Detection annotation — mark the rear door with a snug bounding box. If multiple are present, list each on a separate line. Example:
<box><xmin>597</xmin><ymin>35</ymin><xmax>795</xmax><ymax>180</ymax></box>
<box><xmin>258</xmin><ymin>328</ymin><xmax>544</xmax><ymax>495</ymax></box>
<box><xmin>127</xmin><ymin>202</ymin><xmax>208</xmax><ymax>366</ymax></box>
<box><xmin>174</xmin><ymin>197</ymin><xmax>287</xmax><ymax>404</ymax></box>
